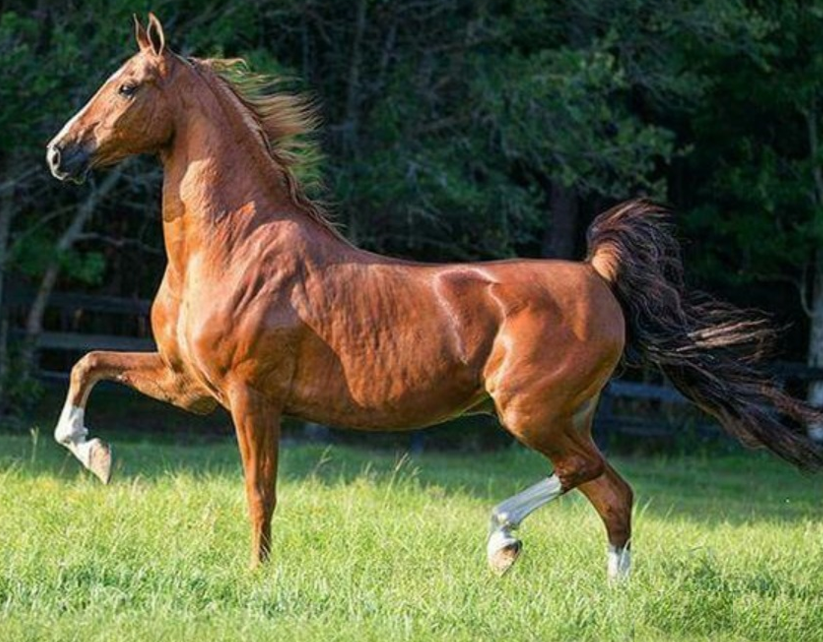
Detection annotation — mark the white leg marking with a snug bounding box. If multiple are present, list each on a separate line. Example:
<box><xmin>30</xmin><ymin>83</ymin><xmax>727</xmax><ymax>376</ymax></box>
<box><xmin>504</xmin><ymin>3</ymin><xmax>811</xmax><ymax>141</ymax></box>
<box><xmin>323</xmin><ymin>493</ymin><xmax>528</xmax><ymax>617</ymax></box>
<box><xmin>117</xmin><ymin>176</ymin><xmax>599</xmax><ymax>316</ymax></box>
<box><xmin>487</xmin><ymin>475</ymin><xmax>562</xmax><ymax>574</ymax></box>
<box><xmin>55</xmin><ymin>402</ymin><xmax>91</xmax><ymax>464</ymax></box>
<box><xmin>607</xmin><ymin>544</ymin><xmax>631</xmax><ymax>581</ymax></box>
<box><xmin>55</xmin><ymin>400</ymin><xmax>112</xmax><ymax>483</ymax></box>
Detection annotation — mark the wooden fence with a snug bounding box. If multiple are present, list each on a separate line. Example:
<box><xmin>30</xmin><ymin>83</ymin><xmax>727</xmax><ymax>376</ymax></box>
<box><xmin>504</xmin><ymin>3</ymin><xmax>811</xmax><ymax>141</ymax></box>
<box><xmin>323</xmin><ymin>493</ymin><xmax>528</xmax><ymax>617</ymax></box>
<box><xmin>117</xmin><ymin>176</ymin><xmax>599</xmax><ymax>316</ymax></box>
<box><xmin>595</xmin><ymin>364</ymin><xmax>823</xmax><ymax>446</ymax></box>
<box><xmin>4</xmin><ymin>287</ymin><xmax>154</xmax><ymax>382</ymax></box>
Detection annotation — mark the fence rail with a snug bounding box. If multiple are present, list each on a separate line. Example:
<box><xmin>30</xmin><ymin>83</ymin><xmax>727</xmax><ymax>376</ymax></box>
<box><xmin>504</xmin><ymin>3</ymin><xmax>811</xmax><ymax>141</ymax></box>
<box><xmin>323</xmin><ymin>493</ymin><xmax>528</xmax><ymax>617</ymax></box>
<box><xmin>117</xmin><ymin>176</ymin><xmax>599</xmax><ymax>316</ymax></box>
<box><xmin>3</xmin><ymin>287</ymin><xmax>154</xmax><ymax>381</ymax></box>
<box><xmin>596</xmin><ymin>366</ymin><xmax>823</xmax><ymax>445</ymax></box>
<box><xmin>4</xmin><ymin>289</ymin><xmax>152</xmax><ymax>316</ymax></box>
<box><xmin>11</xmin><ymin>329</ymin><xmax>154</xmax><ymax>353</ymax></box>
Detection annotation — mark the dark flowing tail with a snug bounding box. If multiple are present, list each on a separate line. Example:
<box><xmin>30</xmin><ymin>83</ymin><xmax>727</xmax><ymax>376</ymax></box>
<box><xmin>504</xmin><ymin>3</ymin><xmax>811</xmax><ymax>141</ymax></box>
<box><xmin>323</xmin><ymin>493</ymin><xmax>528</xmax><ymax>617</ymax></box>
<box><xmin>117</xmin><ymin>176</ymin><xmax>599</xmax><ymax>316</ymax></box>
<box><xmin>586</xmin><ymin>199</ymin><xmax>823</xmax><ymax>471</ymax></box>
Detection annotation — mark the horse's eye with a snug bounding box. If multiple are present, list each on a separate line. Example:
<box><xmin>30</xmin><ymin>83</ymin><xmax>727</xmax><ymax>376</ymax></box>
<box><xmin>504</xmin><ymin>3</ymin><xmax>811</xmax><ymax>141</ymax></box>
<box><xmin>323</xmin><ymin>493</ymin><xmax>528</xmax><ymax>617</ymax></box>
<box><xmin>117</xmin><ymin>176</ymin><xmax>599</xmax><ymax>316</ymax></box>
<box><xmin>118</xmin><ymin>83</ymin><xmax>138</xmax><ymax>98</ymax></box>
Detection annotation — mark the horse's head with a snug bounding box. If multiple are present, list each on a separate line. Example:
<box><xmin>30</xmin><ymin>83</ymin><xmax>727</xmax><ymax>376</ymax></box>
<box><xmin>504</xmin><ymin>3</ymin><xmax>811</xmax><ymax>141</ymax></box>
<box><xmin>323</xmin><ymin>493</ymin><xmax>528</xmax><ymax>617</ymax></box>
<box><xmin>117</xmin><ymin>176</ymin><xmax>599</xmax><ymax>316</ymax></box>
<box><xmin>47</xmin><ymin>14</ymin><xmax>177</xmax><ymax>183</ymax></box>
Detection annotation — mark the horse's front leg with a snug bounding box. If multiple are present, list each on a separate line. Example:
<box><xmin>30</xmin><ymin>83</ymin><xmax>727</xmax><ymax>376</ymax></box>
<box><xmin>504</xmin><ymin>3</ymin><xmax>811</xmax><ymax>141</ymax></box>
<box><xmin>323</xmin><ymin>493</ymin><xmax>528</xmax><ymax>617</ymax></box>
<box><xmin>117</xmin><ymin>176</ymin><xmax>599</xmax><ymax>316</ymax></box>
<box><xmin>55</xmin><ymin>351</ymin><xmax>215</xmax><ymax>483</ymax></box>
<box><xmin>227</xmin><ymin>385</ymin><xmax>281</xmax><ymax>568</ymax></box>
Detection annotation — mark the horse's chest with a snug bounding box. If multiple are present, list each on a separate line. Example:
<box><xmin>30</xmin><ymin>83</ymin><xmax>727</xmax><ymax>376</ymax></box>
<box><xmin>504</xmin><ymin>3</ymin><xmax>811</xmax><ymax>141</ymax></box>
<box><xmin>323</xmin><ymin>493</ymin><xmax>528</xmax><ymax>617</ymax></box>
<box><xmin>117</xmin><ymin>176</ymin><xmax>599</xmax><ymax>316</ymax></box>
<box><xmin>173</xmin><ymin>297</ymin><xmax>229</xmax><ymax>371</ymax></box>
<box><xmin>177</xmin><ymin>285</ymin><xmax>300</xmax><ymax>392</ymax></box>
<box><xmin>150</xmin><ymin>285</ymin><xmax>225</xmax><ymax>385</ymax></box>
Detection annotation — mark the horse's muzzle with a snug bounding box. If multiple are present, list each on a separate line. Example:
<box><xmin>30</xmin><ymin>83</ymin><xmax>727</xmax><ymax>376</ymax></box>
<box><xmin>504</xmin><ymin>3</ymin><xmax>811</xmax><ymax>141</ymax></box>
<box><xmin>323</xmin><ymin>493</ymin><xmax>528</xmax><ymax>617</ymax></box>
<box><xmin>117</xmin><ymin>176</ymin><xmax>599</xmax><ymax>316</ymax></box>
<box><xmin>46</xmin><ymin>142</ymin><xmax>91</xmax><ymax>184</ymax></box>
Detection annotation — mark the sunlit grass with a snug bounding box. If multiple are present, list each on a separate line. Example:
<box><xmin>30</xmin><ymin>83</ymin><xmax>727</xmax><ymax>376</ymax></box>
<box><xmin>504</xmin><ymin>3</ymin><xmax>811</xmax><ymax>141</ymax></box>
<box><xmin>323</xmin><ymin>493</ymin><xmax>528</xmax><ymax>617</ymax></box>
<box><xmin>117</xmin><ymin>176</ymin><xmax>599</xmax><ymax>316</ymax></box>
<box><xmin>1</xmin><ymin>432</ymin><xmax>822</xmax><ymax>641</ymax></box>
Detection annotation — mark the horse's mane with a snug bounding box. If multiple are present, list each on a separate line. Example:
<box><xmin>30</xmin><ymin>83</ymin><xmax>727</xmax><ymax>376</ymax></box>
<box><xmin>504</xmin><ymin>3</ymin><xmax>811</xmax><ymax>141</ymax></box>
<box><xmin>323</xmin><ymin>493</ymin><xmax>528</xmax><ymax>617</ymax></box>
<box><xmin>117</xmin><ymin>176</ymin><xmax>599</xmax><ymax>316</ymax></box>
<box><xmin>189</xmin><ymin>57</ymin><xmax>348</xmax><ymax>243</ymax></box>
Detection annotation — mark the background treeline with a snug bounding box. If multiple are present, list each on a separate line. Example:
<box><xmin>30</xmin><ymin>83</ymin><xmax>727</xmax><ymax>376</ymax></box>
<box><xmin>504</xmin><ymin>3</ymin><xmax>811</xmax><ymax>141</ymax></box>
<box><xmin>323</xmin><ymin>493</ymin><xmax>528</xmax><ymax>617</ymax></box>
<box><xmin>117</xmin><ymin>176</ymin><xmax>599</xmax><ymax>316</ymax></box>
<box><xmin>0</xmin><ymin>0</ymin><xmax>822</xmax><ymax>414</ymax></box>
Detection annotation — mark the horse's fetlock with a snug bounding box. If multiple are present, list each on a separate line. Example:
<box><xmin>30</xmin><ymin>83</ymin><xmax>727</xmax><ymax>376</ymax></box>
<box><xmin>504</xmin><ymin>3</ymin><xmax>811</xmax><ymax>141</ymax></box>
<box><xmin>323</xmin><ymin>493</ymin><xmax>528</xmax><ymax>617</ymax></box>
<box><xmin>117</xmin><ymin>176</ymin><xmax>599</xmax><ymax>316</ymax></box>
<box><xmin>490</xmin><ymin>508</ymin><xmax>512</xmax><ymax>530</ymax></box>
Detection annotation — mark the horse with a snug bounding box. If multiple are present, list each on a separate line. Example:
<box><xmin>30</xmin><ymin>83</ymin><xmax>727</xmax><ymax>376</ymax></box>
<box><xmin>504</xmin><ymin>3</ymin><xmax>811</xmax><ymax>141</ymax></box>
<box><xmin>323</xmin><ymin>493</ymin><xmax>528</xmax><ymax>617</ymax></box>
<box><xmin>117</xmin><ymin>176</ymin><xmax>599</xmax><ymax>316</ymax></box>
<box><xmin>46</xmin><ymin>13</ymin><xmax>823</xmax><ymax>580</ymax></box>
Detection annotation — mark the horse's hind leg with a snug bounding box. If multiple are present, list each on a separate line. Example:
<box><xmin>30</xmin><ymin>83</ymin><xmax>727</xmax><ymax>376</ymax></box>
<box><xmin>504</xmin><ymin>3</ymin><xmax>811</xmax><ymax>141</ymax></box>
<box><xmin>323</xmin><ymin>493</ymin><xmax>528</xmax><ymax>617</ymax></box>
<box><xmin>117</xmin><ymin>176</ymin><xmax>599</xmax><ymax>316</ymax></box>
<box><xmin>488</xmin><ymin>391</ymin><xmax>634</xmax><ymax>580</ymax></box>
<box><xmin>578</xmin><ymin>462</ymin><xmax>634</xmax><ymax>581</ymax></box>
<box><xmin>487</xmin><ymin>474</ymin><xmax>563</xmax><ymax>574</ymax></box>
<box><xmin>486</xmin><ymin>404</ymin><xmax>607</xmax><ymax>575</ymax></box>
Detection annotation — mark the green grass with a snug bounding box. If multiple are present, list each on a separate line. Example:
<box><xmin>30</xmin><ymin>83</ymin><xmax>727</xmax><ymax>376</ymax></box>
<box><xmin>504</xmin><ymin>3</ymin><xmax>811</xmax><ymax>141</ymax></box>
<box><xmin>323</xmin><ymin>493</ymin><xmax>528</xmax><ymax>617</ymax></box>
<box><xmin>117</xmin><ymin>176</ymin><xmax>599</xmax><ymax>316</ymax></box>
<box><xmin>1</xmin><ymin>431</ymin><xmax>822</xmax><ymax>641</ymax></box>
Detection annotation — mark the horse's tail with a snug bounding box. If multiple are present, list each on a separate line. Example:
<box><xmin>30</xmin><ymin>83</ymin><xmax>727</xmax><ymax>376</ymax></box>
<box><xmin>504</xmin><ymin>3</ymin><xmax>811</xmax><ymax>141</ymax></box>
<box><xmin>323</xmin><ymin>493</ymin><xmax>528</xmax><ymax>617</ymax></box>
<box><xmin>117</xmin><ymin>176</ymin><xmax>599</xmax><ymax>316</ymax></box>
<box><xmin>586</xmin><ymin>198</ymin><xmax>823</xmax><ymax>471</ymax></box>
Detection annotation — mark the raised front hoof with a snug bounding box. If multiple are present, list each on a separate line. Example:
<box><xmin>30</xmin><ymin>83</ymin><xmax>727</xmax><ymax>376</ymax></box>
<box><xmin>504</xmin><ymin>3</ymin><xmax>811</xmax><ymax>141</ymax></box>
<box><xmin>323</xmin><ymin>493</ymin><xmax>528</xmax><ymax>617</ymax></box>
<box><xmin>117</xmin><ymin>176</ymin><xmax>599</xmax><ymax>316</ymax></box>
<box><xmin>488</xmin><ymin>539</ymin><xmax>522</xmax><ymax>576</ymax></box>
<box><xmin>87</xmin><ymin>439</ymin><xmax>112</xmax><ymax>485</ymax></box>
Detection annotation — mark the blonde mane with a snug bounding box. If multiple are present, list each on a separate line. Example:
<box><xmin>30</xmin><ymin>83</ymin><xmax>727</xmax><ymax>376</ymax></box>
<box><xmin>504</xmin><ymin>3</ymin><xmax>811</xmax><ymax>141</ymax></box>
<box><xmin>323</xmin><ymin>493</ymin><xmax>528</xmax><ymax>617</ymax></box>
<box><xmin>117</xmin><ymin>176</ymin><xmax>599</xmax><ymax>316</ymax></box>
<box><xmin>189</xmin><ymin>57</ymin><xmax>348</xmax><ymax>243</ymax></box>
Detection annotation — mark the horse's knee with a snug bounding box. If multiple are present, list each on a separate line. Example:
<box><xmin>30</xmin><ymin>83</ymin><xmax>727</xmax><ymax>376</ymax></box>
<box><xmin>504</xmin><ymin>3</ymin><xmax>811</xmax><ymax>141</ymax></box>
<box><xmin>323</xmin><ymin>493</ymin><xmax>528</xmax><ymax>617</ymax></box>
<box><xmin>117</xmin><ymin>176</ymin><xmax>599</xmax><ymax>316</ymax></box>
<box><xmin>71</xmin><ymin>351</ymin><xmax>103</xmax><ymax>386</ymax></box>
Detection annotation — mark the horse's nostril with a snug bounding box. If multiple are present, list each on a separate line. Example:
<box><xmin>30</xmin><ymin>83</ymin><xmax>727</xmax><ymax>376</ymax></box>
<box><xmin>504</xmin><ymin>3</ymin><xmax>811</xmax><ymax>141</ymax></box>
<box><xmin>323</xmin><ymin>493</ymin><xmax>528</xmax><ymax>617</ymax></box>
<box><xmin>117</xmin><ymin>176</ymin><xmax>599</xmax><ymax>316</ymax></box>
<box><xmin>47</xmin><ymin>145</ymin><xmax>62</xmax><ymax>170</ymax></box>
<box><xmin>47</xmin><ymin>143</ymin><xmax>91</xmax><ymax>182</ymax></box>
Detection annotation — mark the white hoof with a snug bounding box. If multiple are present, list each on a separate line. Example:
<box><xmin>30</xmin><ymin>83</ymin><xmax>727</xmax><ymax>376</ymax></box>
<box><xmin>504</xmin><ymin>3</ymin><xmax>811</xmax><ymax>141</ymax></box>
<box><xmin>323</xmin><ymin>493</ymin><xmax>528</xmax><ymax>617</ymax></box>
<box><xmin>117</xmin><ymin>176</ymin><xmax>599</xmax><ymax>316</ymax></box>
<box><xmin>487</xmin><ymin>527</ymin><xmax>522</xmax><ymax>575</ymax></box>
<box><xmin>85</xmin><ymin>438</ymin><xmax>113</xmax><ymax>485</ymax></box>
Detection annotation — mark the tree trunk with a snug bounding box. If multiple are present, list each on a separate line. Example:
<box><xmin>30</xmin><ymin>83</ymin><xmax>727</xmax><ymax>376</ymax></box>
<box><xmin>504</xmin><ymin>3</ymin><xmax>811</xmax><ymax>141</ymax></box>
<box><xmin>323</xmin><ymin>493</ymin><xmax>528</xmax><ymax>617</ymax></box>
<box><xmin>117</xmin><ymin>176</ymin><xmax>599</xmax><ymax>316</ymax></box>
<box><xmin>20</xmin><ymin>168</ymin><xmax>124</xmax><ymax>380</ymax></box>
<box><xmin>541</xmin><ymin>180</ymin><xmax>579</xmax><ymax>259</ymax></box>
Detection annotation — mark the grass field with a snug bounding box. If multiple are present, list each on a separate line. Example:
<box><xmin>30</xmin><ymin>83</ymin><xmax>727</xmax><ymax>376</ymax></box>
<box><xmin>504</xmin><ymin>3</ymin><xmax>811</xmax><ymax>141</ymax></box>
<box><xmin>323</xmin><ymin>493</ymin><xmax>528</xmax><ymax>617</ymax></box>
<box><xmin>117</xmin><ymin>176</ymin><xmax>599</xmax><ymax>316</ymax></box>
<box><xmin>1</xmin><ymin>430</ymin><xmax>822</xmax><ymax>642</ymax></box>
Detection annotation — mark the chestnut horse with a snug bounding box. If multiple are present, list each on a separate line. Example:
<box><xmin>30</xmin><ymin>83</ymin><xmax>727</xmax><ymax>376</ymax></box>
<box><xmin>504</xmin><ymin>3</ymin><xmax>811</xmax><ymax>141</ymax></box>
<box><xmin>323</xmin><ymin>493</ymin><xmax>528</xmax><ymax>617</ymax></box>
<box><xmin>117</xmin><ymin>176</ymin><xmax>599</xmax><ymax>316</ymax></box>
<box><xmin>47</xmin><ymin>14</ymin><xmax>822</xmax><ymax>579</ymax></box>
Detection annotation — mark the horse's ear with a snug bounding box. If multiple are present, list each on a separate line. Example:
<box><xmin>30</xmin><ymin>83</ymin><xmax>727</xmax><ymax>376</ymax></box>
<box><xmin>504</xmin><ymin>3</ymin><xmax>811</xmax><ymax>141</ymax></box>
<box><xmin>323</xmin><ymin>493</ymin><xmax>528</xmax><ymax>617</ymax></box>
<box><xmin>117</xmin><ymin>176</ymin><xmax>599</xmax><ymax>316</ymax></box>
<box><xmin>146</xmin><ymin>12</ymin><xmax>166</xmax><ymax>56</ymax></box>
<box><xmin>133</xmin><ymin>14</ymin><xmax>150</xmax><ymax>51</ymax></box>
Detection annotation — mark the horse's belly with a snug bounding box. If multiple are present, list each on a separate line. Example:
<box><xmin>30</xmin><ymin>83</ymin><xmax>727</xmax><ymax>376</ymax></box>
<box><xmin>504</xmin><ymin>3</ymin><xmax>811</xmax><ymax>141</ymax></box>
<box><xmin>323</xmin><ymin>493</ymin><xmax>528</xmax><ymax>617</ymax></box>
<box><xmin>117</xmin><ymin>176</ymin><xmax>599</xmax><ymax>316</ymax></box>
<box><xmin>285</xmin><ymin>355</ymin><xmax>486</xmax><ymax>430</ymax></box>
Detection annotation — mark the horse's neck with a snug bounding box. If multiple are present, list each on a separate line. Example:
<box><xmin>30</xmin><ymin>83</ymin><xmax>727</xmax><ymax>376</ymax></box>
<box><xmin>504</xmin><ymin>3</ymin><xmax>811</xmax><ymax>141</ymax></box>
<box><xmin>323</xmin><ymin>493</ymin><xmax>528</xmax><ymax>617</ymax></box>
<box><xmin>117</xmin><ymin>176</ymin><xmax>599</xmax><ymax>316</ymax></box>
<box><xmin>159</xmin><ymin>106</ymin><xmax>305</xmax><ymax>283</ymax></box>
